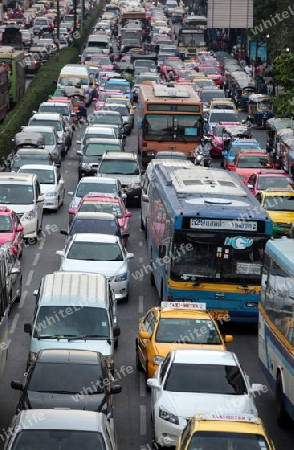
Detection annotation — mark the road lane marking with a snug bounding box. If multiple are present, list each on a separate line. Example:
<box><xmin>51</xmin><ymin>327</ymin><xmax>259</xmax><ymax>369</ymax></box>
<box><xmin>18</xmin><ymin>290</ymin><xmax>28</xmax><ymax>309</ymax></box>
<box><xmin>25</xmin><ymin>270</ymin><xmax>34</xmax><ymax>286</ymax></box>
<box><xmin>140</xmin><ymin>405</ymin><xmax>147</xmax><ymax>435</ymax></box>
<box><xmin>139</xmin><ymin>372</ymin><xmax>146</xmax><ymax>398</ymax></box>
<box><xmin>138</xmin><ymin>295</ymin><xmax>144</xmax><ymax>314</ymax></box>
<box><xmin>139</xmin><ymin>257</ymin><xmax>144</xmax><ymax>264</ymax></box>
<box><xmin>32</xmin><ymin>253</ymin><xmax>40</xmax><ymax>266</ymax></box>
<box><xmin>139</xmin><ymin>241</ymin><xmax>143</xmax><ymax>247</ymax></box>
<box><xmin>9</xmin><ymin>313</ymin><xmax>20</xmax><ymax>334</ymax></box>
<box><xmin>38</xmin><ymin>239</ymin><xmax>44</xmax><ymax>250</ymax></box>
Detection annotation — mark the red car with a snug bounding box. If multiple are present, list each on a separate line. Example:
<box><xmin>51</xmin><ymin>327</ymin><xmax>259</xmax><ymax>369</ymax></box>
<box><xmin>247</xmin><ymin>170</ymin><xmax>294</xmax><ymax>196</ymax></box>
<box><xmin>68</xmin><ymin>194</ymin><xmax>132</xmax><ymax>244</ymax></box>
<box><xmin>196</xmin><ymin>65</ymin><xmax>224</xmax><ymax>87</ymax></box>
<box><xmin>0</xmin><ymin>207</ymin><xmax>24</xmax><ymax>258</ymax></box>
<box><xmin>227</xmin><ymin>151</ymin><xmax>273</xmax><ymax>184</ymax></box>
<box><xmin>208</xmin><ymin>122</ymin><xmax>242</xmax><ymax>156</ymax></box>
<box><xmin>159</xmin><ymin>57</ymin><xmax>183</xmax><ymax>80</ymax></box>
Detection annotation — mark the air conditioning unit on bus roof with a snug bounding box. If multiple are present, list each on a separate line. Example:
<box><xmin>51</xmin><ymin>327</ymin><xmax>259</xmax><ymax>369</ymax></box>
<box><xmin>153</xmin><ymin>84</ymin><xmax>190</xmax><ymax>98</ymax></box>
<box><xmin>0</xmin><ymin>46</ymin><xmax>15</xmax><ymax>53</ymax></box>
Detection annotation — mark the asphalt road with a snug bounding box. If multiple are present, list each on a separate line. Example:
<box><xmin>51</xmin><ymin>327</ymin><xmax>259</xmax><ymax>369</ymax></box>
<box><xmin>0</xmin><ymin>85</ymin><xmax>293</xmax><ymax>448</ymax></box>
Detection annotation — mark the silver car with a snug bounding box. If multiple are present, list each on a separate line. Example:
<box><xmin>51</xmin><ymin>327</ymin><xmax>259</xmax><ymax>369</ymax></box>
<box><xmin>28</xmin><ymin>113</ymin><xmax>71</xmax><ymax>154</ymax></box>
<box><xmin>21</xmin><ymin>126</ymin><xmax>62</xmax><ymax>166</ymax></box>
<box><xmin>4</xmin><ymin>409</ymin><xmax>117</xmax><ymax>449</ymax></box>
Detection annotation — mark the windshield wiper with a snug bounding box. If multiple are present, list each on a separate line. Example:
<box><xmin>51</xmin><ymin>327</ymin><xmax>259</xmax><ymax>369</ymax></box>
<box><xmin>36</xmin><ymin>390</ymin><xmax>80</xmax><ymax>394</ymax></box>
<box><xmin>35</xmin><ymin>334</ymin><xmax>77</xmax><ymax>340</ymax></box>
<box><xmin>67</xmin><ymin>334</ymin><xmax>109</xmax><ymax>340</ymax></box>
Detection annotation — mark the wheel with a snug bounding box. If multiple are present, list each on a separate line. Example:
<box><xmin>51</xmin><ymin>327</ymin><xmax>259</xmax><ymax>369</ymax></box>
<box><xmin>114</xmin><ymin>336</ymin><xmax>118</xmax><ymax>349</ymax></box>
<box><xmin>140</xmin><ymin>213</ymin><xmax>145</xmax><ymax>231</ymax></box>
<box><xmin>135</xmin><ymin>343</ymin><xmax>143</xmax><ymax>372</ymax></box>
<box><xmin>276</xmin><ymin>374</ymin><xmax>292</xmax><ymax>428</ymax></box>
<box><xmin>15</xmin><ymin>277</ymin><xmax>22</xmax><ymax>303</ymax></box>
<box><xmin>150</xmin><ymin>270</ymin><xmax>155</xmax><ymax>286</ymax></box>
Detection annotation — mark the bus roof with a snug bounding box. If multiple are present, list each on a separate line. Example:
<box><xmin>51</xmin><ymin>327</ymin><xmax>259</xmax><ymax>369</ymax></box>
<box><xmin>152</xmin><ymin>165</ymin><xmax>271</xmax><ymax>224</ymax></box>
<box><xmin>0</xmin><ymin>47</ymin><xmax>24</xmax><ymax>58</ymax></box>
<box><xmin>139</xmin><ymin>82</ymin><xmax>200</xmax><ymax>102</ymax></box>
<box><xmin>265</xmin><ymin>239</ymin><xmax>294</xmax><ymax>275</ymax></box>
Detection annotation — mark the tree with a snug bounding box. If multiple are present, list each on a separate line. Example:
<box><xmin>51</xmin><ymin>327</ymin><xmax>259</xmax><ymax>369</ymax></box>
<box><xmin>270</xmin><ymin>53</ymin><xmax>294</xmax><ymax>116</ymax></box>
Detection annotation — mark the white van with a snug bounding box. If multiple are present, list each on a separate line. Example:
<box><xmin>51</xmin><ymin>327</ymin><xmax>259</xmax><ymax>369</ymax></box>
<box><xmin>57</xmin><ymin>64</ymin><xmax>92</xmax><ymax>105</ymax></box>
<box><xmin>24</xmin><ymin>271</ymin><xmax>120</xmax><ymax>372</ymax></box>
<box><xmin>87</xmin><ymin>34</ymin><xmax>112</xmax><ymax>54</ymax></box>
<box><xmin>0</xmin><ymin>173</ymin><xmax>44</xmax><ymax>241</ymax></box>
<box><xmin>140</xmin><ymin>159</ymin><xmax>194</xmax><ymax>231</ymax></box>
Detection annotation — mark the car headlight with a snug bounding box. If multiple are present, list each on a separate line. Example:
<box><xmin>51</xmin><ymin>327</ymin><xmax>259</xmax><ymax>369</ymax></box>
<box><xmin>2</xmin><ymin>241</ymin><xmax>13</xmax><ymax>249</ymax></box>
<box><xmin>45</xmin><ymin>191</ymin><xmax>58</xmax><ymax>197</ymax></box>
<box><xmin>159</xmin><ymin>406</ymin><xmax>179</xmax><ymax>425</ymax></box>
<box><xmin>113</xmin><ymin>273</ymin><xmax>127</xmax><ymax>282</ymax></box>
<box><xmin>153</xmin><ymin>355</ymin><xmax>164</xmax><ymax>366</ymax></box>
<box><xmin>81</xmin><ymin>163</ymin><xmax>92</xmax><ymax>170</ymax></box>
<box><xmin>22</xmin><ymin>209</ymin><xmax>37</xmax><ymax>221</ymax></box>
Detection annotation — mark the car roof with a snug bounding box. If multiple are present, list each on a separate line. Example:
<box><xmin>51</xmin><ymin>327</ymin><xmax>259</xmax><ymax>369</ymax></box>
<box><xmin>78</xmin><ymin>177</ymin><xmax>118</xmax><ymax>185</ymax></box>
<box><xmin>101</xmin><ymin>152</ymin><xmax>138</xmax><ymax>160</ymax></box>
<box><xmin>15</xmin><ymin>409</ymin><xmax>106</xmax><ymax>432</ymax></box>
<box><xmin>0</xmin><ymin>173</ymin><xmax>36</xmax><ymax>183</ymax></box>
<box><xmin>38</xmin><ymin>349</ymin><xmax>102</xmax><ymax>364</ymax></box>
<box><xmin>71</xmin><ymin>233</ymin><xmax>118</xmax><ymax>243</ymax></box>
<box><xmin>31</xmin><ymin>113</ymin><xmax>63</xmax><ymax>119</ymax></box>
<box><xmin>74</xmin><ymin>212</ymin><xmax>118</xmax><ymax>221</ymax></box>
<box><xmin>22</xmin><ymin>125</ymin><xmax>56</xmax><ymax>133</ymax></box>
<box><xmin>83</xmin><ymin>138</ymin><xmax>121</xmax><ymax>145</ymax></box>
<box><xmin>19</xmin><ymin>164</ymin><xmax>54</xmax><ymax>171</ymax></box>
<box><xmin>15</xmin><ymin>149</ymin><xmax>50</xmax><ymax>155</ymax></box>
<box><xmin>171</xmin><ymin>349</ymin><xmax>237</xmax><ymax>366</ymax></box>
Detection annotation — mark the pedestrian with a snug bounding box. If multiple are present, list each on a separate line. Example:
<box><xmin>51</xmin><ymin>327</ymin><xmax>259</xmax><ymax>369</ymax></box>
<box><xmin>260</xmin><ymin>80</ymin><xmax>268</xmax><ymax>95</ymax></box>
<box><xmin>244</xmin><ymin>64</ymin><xmax>253</xmax><ymax>77</ymax></box>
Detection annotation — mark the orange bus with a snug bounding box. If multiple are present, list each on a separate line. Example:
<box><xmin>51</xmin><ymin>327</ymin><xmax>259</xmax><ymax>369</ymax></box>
<box><xmin>0</xmin><ymin>65</ymin><xmax>9</xmax><ymax>121</ymax></box>
<box><xmin>137</xmin><ymin>82</ymin><xmax>203</xmax><ymax>166</ymax></box>
<box><xmin>121</xmin><ymin>6</ymin><xmax>147</xmax><ymax>27</ymax></box>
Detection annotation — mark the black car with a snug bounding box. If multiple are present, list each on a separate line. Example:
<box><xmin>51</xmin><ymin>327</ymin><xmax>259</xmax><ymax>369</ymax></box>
<box><xmin>11</xmin><ymin>349</ymin><xmax>122</xmax><ymax>414</ymax></box>
<box><xmin>77</xmin><ymin>137</ymin><xmax>123</xmax><ymax>179</ymax></box>
<box><xmin>10</xmin><ymin>149</ymin><xmax>54</xmax><ymax>172</ymax></box>
<box><xmin>89</xmin><ymin>110</ymin><xmax>126</xmax><ymax>141</ymax></box>
<box><xmin>60</xmin><ymin>211</ymin><xmax>128</xmax><ymax>245</ymax></box>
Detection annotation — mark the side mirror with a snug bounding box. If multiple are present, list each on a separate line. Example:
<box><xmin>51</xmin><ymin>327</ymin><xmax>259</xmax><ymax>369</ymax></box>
<box><xmin>110</xmin><ymin>384</ymin><xmax>122</xmax><ymax>394</ymax></box>
<box><xmin>67</xmin><ymin>192</ymin><xmax>73</xmax><ymax>197</ymax></box>
<box><xmin>126</xmin><ymin>252</ymin><xmax>134</xmax><ymax>260</ymax></box>
<box><xmin>125</xmin><ymin>211</ymin><xmax>132</xmax><ymax>218</ymax></box>
<box><xmin>68</xmin><ymin>209</ymin><xmax>75</xmax><ymax>215</ymax></box>
<box><xmin>33</xmin><ymin>290</ymin><xmax>38</xmax><ymax>297</ymax></box>
<box><xmin>113</xmin><ymin>326</ymin><xmax>120</xmax><ymax>337</ymax></box>
<box><xmin>24</xmin><ymin>323</ymin><xmax>32</xmax><ymax>334</ymax></box>
<box><xmin>147</xmin><ymin>378</ymin><xmax>161</xmax><ymax>390</ymax></box>
<box><xmin>224</xmin><ymin>335</ymin><xmax>233</xmax><ymax>343</ymax></box>
<box><xmin>37</xmin><ymin>195</ymin><xmax>44</xmax><ymax>203</ymax></box>
<box><xmin>56</xmin><ymin>250</ymin><xmax>65</xmax><ymax>257</ymax></box>
<box><xmin>11</xmin><ymin>380</ymin><xmax>24</xmax><ymax>391</ymax></box>
<box><xmin>16</xmin><ymin>225</ymin><xmax>24</xmax><ymax>232</ymax></box>
<box><xmin>10</xmin><ymin>267</ymin><xmax>20</xmax><ymax>275</ymax></box>
<box><xmin>247</xmin><ymin>184</ymin><xmax>254</xmax><ymax>189</ymax></box>
<box><xmin>141</xmin><ymin>194</ymin><xmax>149</xmax><ymax>203</ymax></box>
<box><xmin>76</xmin><ymin>150</ymin><xmax>82</xmax><ymax>156</ymax></box>
<box><xmin>76</xmin><ymin>140</ymin><xmax>81</xmax><ymax>145</ymax></box>
<box><xmin>139</xmin><ymin>331</ymin><xmax>150</xmax><ymax>339</ymax></box>
<box><xmin>60</xmin><ymin>229</ymin><xmax>68</xmax><ymax>236</ymax></box>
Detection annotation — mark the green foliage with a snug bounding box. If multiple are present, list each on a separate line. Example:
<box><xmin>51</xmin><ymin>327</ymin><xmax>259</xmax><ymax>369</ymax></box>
<box><xmin>271</xmin><ymin>54</ymin><xmax>294</xmax><ymax>116</ymax></box>
<box><xmin>0</xmin><ymin>5</ymin><xmax>102</xmax><ymax>164</ymax></box>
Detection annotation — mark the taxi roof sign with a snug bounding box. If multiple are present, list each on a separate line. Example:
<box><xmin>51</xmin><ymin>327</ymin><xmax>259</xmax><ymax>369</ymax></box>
<box><xmin>196</xmin><ymin>413</ymin><xmax>261</xmax><ymax>424</ymax></box>
<box><xmin>161</xmin><ymin>302</ymin><xmax>206</xmax><ymax>310</ymax></box>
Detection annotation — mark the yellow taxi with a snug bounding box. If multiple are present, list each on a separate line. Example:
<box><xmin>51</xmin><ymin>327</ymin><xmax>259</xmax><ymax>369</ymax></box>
<box><xmin>208</xmin><ymin>98</ymin><xmax>237</xmax><ymax>112</ymax></box>
<box><xmin>176</xmin><ymin>413</ymin><xmax>274</xmax><ymax>450</ymax></box>
<box><xmin>192</xmin><ymin>77</ymin><xmax>217</xmax><ymax>90</ymax></box>
<box><xmin>256</xmin><ymin>189</ymin><xmax>294</xmax><ymax>237</ymax></box>
<box><xmin>136</xmin><ymin>302</ymin><xmax>233</xmax><ymax>378</ymax></box>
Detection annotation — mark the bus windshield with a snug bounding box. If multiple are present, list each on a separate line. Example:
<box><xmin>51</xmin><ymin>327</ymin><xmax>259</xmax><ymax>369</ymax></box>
<box><xmin>143</xmin><ymin>114</ymin><xmax>202</xmax><ymax>142</ymax></box>
<box><xmin>178</xmin><ymin>33</ymin><xmax>206</xmax><ymax>46</ymax></box>
<box><xmin>170</xmin><ymin>232</ymin><xmax>266</xmax><ymax>284</ymax></box>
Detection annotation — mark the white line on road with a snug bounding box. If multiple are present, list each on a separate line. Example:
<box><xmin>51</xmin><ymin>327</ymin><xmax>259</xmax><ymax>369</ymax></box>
<box><xmin>18</xmin><ymin>290</ymin><xmax>28</xmax><ymax>309</ymax></box>
<box><xmin>38</xmin><ymin>239</ymin><xmax>45</xmax><ymax>250</ymax></box>
<box><xmin>139</xmin><ymin>372</ymin><xmax>146</xmax><ymax>398</ymax></box>
<box><xmin>139</xmin><ymin>257</ymin><xmax>144</xmax><ymax>264</ymax></box>
<box><xmin>25</xmin><ymin>270</ymin><xmax>34</xmax><ymax>286</ymax></box>
<box><xmin>140</xmin><ymin>405</ymin><xmax>147</xmax><ymax>436</ymax></box>
<box><xmin>32</xmin><ymin>253</ymin><xmax>40</xmax><ymax>266</ymax></box>
<box><xmin>139</xmin><ymin>241</ymin><xmax>143</xmax><ymax>246</ymax></box>
<box><xmin>9</xmin><ymin>313</ymin><xmax>20</xmax><ymax>335</ymax></box>
<box><xmin>138</xmin><ymin>295</ymin><xmax>144</xmax><ymax>314</ymax></box>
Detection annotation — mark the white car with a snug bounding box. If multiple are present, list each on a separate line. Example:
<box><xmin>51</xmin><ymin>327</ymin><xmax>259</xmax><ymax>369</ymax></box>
<box><xmin>56</xmin><ymin>233</ymin><xmax>134</xmax><ymax>301</ymax></box>
<box><xmin>18</xmin><ymin>165</ymin><xmax>65</xmax><ymax>211</ymax></box>
<box><xmin>147</xmin><ymin>349</ymin><xmax>264</xmax><ymax>448</ymax></box>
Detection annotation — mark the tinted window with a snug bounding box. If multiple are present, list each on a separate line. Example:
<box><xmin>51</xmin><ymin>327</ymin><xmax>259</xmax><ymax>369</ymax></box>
<box><xmin>0</xmin><ymin>184</ymin><xmax>34</xmax><ymax>205</ymax></box>
<box><xmin>76</xmin><ymin>182</ymin><xmax>118</xmax><ymax>197</ymax></box>
<box><xmin>155</xmin><ymin>319</ymin><xmax>221</xmax><ymax>344</ymax></box>
<box><xmin>70</xmin><ymin>218</ymin><xmax>120</xmax><ymax>236</ymax></box>
<box><xmin>99</xmin><ymin>160</ymin><xmax>139</xmax><ymax>175</ymax></box>
<box><xmin>188</xmin><ymin>431</ymin><xmax>269</xmax><ymax>450</ymax></box>
<box><xmin>67</xmin><ymin>242</ymin><xmax>123</xmax><ymax>261</ymax></box>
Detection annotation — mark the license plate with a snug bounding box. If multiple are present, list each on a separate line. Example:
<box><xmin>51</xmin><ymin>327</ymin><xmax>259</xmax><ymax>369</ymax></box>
<box><xmin>209</xmin><ymin>310</ymin><xmax>229</xmax><ymax>321</ymax></box>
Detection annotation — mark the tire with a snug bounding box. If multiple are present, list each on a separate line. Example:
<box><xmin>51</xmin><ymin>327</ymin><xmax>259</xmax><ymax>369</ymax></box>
<box><xmin>15</xmin><ymin>277</ymin><xmax>22</xmax><ymax>303</ymax></box>
<box><xmin>140</xmin><ymin>213</ymin><xmax>145</xmax><ymax>230</ymax></box>
<box><xmin>150</xmin><ymin>270</ymin><xmax>155</xmax><ymax>286</ymax></box>
<box><xmin>276</xmin><ymin>374</ymin><xmax>292</xmax><ymax>428</ymax></box>
<box><xmin>114</xmin><ymin>336</ymin><xmax>118</xmax><ymax>349</ymax></box>
<box><xmin>135</xmin><ymin>344</ymin><xmax>143</xmax><ymax>372</ymax></box>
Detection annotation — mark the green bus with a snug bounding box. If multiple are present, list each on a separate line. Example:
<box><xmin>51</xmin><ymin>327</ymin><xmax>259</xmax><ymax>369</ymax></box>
<box><xmin>0</xmin><ymin>47</ymin><xmax>25</xmax><ymax>107</ymax></box>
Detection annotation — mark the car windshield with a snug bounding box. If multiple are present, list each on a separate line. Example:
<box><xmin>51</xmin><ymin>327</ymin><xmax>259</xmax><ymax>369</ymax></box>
<box><xmin>39</xmin><ymin>105</ymin><xmax>69</xmax><ymax>116</ymax></box>
<box><xmin>188</xmin><ymin>431</ymin><xmax>270</xmax><ymax>450</ymax></box>
<box><xmin>155</xmin><ymin>319</ymin><xmax>221</xmax><ymax>344</ymax></box>
<box><xmin>28</xmin><ymin>362</ymin><xmax>105</xmax><ymax>393</ymax></box>
<box><xmin>264</xmin><ymin>196</ymin><xmax>294</xmax><ymax>211</ymax></box>
<box><xmin>99</xmin><ymin>160</ymin><xmax>139</xmax><ymax>175</ymax></box>
<box><xmin>210</xmin><ymin>113</ymin><xmax>239</xmax><ymax>123</ymax></box>
<box><xmin>34</xmin><ymin>306</ymin><xmax>110</xmax><ymax>338</ymax></box>
<box><xmin>165</xmin><ymin>363</ymin><xmax>247</xmax><ymax>394</ymax></box>
<box><xmin>201</xmin><ymin>92</ymin><xmax>225</xmax><ymax>103</ymax></box>
<box><xmin>88</xmin><ymin>57</ymin><xmax>112</xmax><ymax>65</ymax></box>
<box><xmin>0</xmin><ymin>215</ymin><xmax>12</xmax><ymax>232</ymax></box>
<box><xmin>230</xmin><ymin>145</ymin><xmax>261</xmax><ymax>157</ymax></box>
<box><xmin>12</xmin><ymin>156</ymin><xmax>50</xmax><ymax>169</ymax></box>
<box><xmin>104</xmin><ymin>83</ymin><xmax>130</xmax><ymax>94</ymax></box>
<box><xmin>80</xmin><ymin>202</ymin><xmax>123</xmax><ymax>218</ymax></box>
<box><xmin>11</xmin><ymin>430</ymin><xmax>106</xmax><ymax>449</ymax></box>
<box><xmin>41</xmin><ymin>131</ymin><xmax>55</xmax><ymax>145</ymax></box>
<box><xmin>70</xmin><ymin>218</ymin><xmax>120</xmax><ymax>236</ymax></box>
<box><xmin>0</xmin><ymin>184</ymin><xmax>34</xmax><ymax>205</ymax></box>
<box><xmin>237</xmin><ymin>156</ymin><xmax>271</xmax><ymax>168</ymax></box>
<box><xmin>199</xmin><ymin>67</ymin><xmax>218</xmax><ymax>75</ymax></box>
<box><xmin>30</xmin><ymin>119</ymin><xmax>62</xmax><ymax>132</ymax></box>
<box><xmin>76</xmin><ymin>183</ymin><xmax>118</xmax><ymax>198</ymax></box>
<box><xmin>67</xmin><ymin>241</ymin><xmax>123</xmax><ymax>261</ymax></box>
<box><xmin>19</xmin><ymin>169</ymin><xmax>55</xmax><ymax>184</ymax></box>
<box><xmin>134</xmin><ymin>60</ymin><xmax>156</xmax><ymax>68</ymax></box>
<box><xmin>59</xmin><ymin>76</ymin><xmax>89</xmax><ymax>85</ymax></box>
<box><xmin>103</xmin><ymin>105</ymin><xmax>129</xmax><ymax>116</ymax></box>
<box><xmin>84</xmin><ymin>143</ymin><xmax>121</xmax><ymax>156</ymax></box>
<box><xmin>91</xmin><ymin>115</ymin><xmax>122</xmax><ymax>126</ymax></box>
<box><xmin>214</xmin><ymin>126</ymin><xmax>224</xmax><ymax>137</ymax></box>
<box><xmin>257</xmin><ymin>176</ymin><xmax>294</xmax><ymax>190</ymax></box>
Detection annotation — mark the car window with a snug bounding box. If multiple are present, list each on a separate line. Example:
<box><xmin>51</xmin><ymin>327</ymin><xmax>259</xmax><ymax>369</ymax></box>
<box><xmin>0</xmin><ymin>215</ymin><xmax>12</xmax><ymax>232</ymax></box>
<box><xmin>159</xmin><ymin>353</ymin><xmax>171</xmax><ymax>384</ymax></box>
<box><xmin>67</xmin><ymin>241</ymin><xmax>123</xmax><ymax>261</ymax></box>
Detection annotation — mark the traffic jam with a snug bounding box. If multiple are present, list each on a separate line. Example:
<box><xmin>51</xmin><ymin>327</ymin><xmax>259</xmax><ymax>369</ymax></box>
<box><xmin>0</xmin><ymin>0</ymin><xmax>293</xmax><ymax>449</ymax></box>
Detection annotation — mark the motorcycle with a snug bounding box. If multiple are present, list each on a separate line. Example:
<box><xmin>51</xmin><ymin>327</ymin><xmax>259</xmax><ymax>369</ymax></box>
<box><xmin>193</xmin><ymin>137</ymin><xmax>213</xmax><ymax>167</ymax></box>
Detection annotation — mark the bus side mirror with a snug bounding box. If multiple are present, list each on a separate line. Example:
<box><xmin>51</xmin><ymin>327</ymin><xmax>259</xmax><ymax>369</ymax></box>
<box><xmin>159</xmin><ymin>245</ymin><xmax>166</xmax><ymax>259</ymax></box>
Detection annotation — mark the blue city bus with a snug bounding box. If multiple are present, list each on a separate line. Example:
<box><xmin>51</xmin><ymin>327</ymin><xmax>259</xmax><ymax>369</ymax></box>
<box><xmin>146</xmin><ymin>165</ymin><xmax>273</xmax><ymax>322</ymax></box>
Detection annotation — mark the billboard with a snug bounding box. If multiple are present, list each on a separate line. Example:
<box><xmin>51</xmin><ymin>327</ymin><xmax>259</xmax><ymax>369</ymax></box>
<box><xmin>207</xmin><ymin>0</ymin><xmax>253</xmax><ymax>29</ymax></box>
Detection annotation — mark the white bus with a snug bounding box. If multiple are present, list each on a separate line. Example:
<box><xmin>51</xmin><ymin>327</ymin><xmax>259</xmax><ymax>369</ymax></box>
<box><xmin>259</xmin><ymin>238</ymin><xmax>294</xmax><ymax>427</ymax></box>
